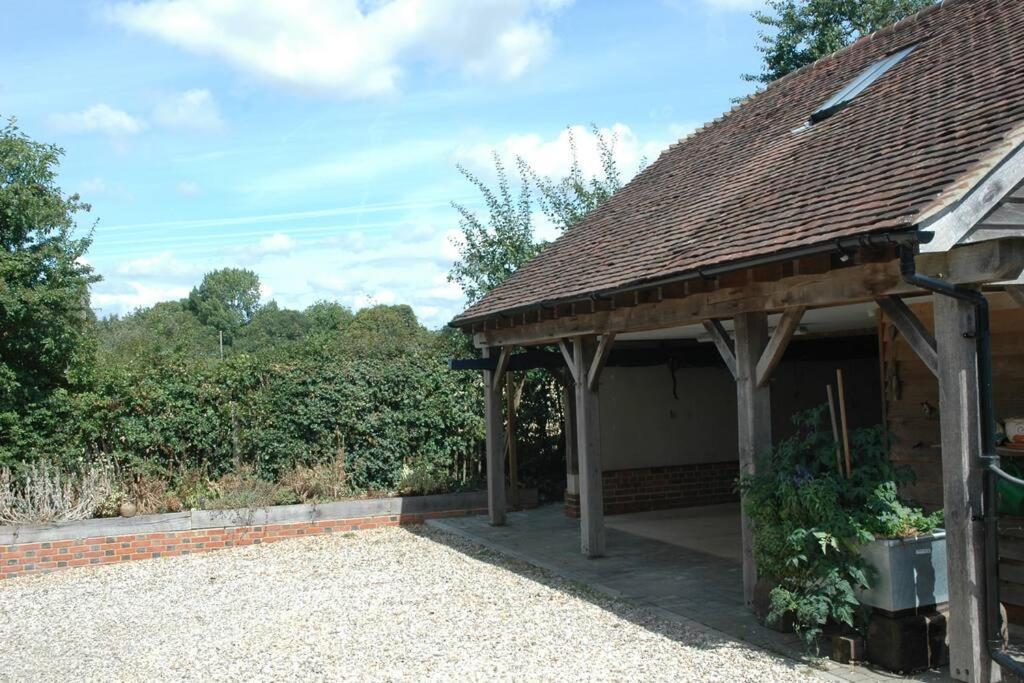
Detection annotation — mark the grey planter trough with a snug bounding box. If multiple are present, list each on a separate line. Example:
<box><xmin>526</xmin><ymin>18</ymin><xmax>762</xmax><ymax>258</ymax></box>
<box><xmin>857</xmin><ymin>529</ymin><xmax>947</xmax><ymax>614</ymax></box>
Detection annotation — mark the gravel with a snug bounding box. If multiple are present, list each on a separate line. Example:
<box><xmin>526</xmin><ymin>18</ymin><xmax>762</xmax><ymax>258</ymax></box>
<box><xmin>0</xmin><ymin>525</ymin><xmax>814</xmax><ymax>681</ymax></box>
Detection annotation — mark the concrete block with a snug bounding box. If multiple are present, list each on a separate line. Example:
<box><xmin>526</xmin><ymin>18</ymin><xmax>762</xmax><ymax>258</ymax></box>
<box><xmin>831</xmin><ymin>634</ymin><xmax>866</xmax><ymax>664</ymax></box>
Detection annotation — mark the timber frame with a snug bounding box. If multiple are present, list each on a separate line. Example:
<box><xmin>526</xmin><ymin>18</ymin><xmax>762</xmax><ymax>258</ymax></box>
<box><xmin>463</xmin><ymin>237</ymin><xmax>1024</xmax><ymax>683</ymax></box>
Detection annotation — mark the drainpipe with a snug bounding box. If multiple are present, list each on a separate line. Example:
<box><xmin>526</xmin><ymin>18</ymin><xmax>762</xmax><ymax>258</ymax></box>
<box><xmin>898</xmin><ymin>246</ymin><xmax>1024</xmax><ymax>677</ymax></box>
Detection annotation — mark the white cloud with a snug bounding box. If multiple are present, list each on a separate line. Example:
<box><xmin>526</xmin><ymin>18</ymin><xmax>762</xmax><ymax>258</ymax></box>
<box><xmin>50</xmin><ymin>104</ymin><xmax>144</xmax><ymax>136</ymax></box>
<box><xmin>116</xmin><ymin>251</ymin><xmax>202</xmax><ymax>278</ymax></box>
<box><xmin>106</xmin><ymin>0</ymin><xmax>570</xmax><ymax>97</ymax></box>
<box><xmin>456</xmin><ymin>123</ymin><xmax>670</xmax><ymax>185</ymax></box>
<box><xmin>176</xmin><ymin>180</ymin><xmax>202</xmax><ymax>197</ymax></box>
<box><xmin>234</xmin><ymin>232</ymin><xmax>297</xmax><ymax>260</ymax></box>
<box><xmin>92</xmin><ymin>282</ymin><xmax>191</xmax><ymax>313</ymax></box>
<box><xmin>153</xmin><ymin>89</ymin><xmax>224</xmax><ymax>130</ymax></box>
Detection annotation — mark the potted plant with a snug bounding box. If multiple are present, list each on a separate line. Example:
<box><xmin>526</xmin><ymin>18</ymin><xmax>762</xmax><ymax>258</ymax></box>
<box><xmin>739</xmin><ymin>406</ymin><xmax>943</xmax><ymax>652</ymax></box>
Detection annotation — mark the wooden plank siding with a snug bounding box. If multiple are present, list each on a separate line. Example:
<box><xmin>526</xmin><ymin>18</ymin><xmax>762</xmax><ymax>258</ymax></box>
<box><xmin>881</xmin><ymin>291</ymin><xmax>1024</xmax><ymax>621</ymax></box>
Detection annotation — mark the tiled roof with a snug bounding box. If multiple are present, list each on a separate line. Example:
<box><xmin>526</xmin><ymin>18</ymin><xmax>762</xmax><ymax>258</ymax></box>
<box><xmin>453</xmin><ymin>0</ymin><xmax>1024</xmax><ymax>325</ymax></box>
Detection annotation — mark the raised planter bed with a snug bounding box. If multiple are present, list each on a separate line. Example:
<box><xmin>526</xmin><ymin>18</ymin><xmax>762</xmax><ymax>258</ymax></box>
<box><xmin>857</xmin><ymin>529</ymin><xmax>948</xmax><ymax>613</ymax></box>
<box><xmin>0</xmin><ymin>487</ymin><xmax>537</xmax><ymax>580</ymax></box>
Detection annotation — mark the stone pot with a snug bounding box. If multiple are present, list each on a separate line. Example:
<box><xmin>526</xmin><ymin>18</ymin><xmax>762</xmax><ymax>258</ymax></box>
<box><xmin>119</xmin><ymin>501</ymin><xmax>137</xmax><ymax>518</ymax></box>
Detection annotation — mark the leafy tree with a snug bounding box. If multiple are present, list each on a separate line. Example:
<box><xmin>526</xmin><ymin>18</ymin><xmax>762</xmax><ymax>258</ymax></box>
<box><xmin>746</xmin><ymin>0</ymin><xmax>935</xmax><ymax>85</ymax></box>
<box><xmin>233</xmin><ymin>301</ymin><xmax>311</xmax><ymax>353</ymax></box>
<box><xmin>449</xmin><ymin>124</ymin><xmax>628</xmax><ymax>304</ymax></box>
<box><xmin>305</xmin><ymin>300</ymin><xmax>354</xmax><ymax>335</ymax></box>
<box><xmin>95</xmin><ymin>300</ymin><xmax>219</xmax><ymax>365</ymax></box>
<box><xmin>338</xmin><ymin>304</ymin><xmax>430</xmax><ymax>359</ymax></box>
<box><xmin>186</xmin><ymin>268</ymin><xmax>261</xmax><ymax>340</ymax></box>
<box><xmin>0</xmin><ymin>119</ymin><xmax>99</xmax><ymax>464</ymax></box>
<box><xmin>526</xmin><ymin>125</ymin><xmax>625</xmax><ymax>232</ymax></box>
<box><xmin>448</xmin><ymin>154</ymin><xmax>538</xmax><ymax>305</ymax></box>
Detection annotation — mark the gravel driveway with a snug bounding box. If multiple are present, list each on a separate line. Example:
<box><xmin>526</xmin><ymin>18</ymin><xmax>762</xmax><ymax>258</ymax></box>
<box><xmin>0</xmin><ymin>525</ymin><xmax>812</xmax><ymax>681</ymax></box>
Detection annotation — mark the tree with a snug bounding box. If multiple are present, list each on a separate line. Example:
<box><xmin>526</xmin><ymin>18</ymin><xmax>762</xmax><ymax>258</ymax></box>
<box><xmin>233</xmin><ymin>301</ymin><xmax>312</xmax><ymax>353</ymax></box>
<box><xmin>304</xmin><ymin>300</ymin><xmax>354</xmax><ymax>335</ymax></box>
<box><xmin>339</xmin><ymin>304</ymin><xmax>429</xmax><ymax>359</ymax></box>
<box><xmin>186</xmin><ymin>268</ymin><xmax>261</xmax><ymax>341</ymax></box>
<box><xmin>746</xmin><ymin>0</ymin><xmax>935</xmax><ymax>85</ymax></box>
<box><xmin>448</xmin><ymin>124</ymin><xmax>628</xmax><ymax>304</ymax></box>
<box><xmin>0</xmin><ymin>119</ymin><xmax>99</xmax><ymax>457</ymax></box>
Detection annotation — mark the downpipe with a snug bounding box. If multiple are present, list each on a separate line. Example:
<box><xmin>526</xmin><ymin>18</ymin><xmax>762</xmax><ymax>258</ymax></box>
<box><xmin>899</xmin><ymin>246</ymin><xmax>1024</xmax><ymax>677</ymax></box>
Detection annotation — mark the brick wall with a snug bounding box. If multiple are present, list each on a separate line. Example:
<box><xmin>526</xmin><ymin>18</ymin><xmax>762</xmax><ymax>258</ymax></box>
<box><xmin>564</xmin><ymin>461</ymin><xmax>739</xmax><ymax>517</ymax></box>
<box><xmin>0</xmin><ymin>508</ymin><xmax>484</xmax><ymax>581</ymax></box>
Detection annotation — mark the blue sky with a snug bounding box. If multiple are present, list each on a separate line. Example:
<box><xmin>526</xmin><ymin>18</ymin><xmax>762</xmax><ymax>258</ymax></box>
<box><xmin>2</xmin><ymin>0</ymin><xmax>764</xmax><ymax>328</ymax></box>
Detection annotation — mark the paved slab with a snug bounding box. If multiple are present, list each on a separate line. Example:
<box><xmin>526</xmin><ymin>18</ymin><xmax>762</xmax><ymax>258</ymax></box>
<box><xmin>429</xmin><ymin>504</ymin><xmax>953</xmax><ymax>683</ymax></box>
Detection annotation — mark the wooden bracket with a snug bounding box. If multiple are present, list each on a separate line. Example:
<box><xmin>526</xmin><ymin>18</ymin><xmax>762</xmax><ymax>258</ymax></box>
<box><xmin>704</xmin><ymin>307</ymin><xmax>805</xmax><ymax>387</ymax></box>
<box><xmin>702</xmin><ymin>319</ymin><xmax>737</xmax><ymax>379</ymax></box>
<box><xmin>558</xmin><ymin>339</ymin><xmax>578</xmax><ymax>384</ymax></box>
<box><xmin>875</xmin><ymin>296</ymin><xmax>938</xmax><ymax>378</ymax></box>
<box><xmin>491</xmin><ymin>346</ymin><xmax>512</xmax><ymax>392</ymax></box>
<box><xmin>587</xmin><ymin>333</ymin><xmax>616</xmax><ymax>391</ymax></box>
<box><xmin>755</xmin><ymin>306</ymin><xmax>806</xmax><ymax>387</ymax></box>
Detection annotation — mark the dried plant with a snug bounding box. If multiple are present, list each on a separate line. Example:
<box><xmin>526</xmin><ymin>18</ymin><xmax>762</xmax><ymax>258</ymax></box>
<box><xmin>0</xmin><ymin>461</ymin><xmax>113</xmax><ymax>525</ymax></box>
<box><xmin>279</xmin><ymin>450</ymin><xmax>349</xmax><ymax>503</ymax></box>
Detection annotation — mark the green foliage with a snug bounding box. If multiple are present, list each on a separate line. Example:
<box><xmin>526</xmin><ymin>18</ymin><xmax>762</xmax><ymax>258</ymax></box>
<box><xmin>746</xmin><ymin>0</ymin><xmax>935</xmax><ymax>85</ymax></box>
<box><xmin>525</xmin><ymin>125</ymin><xmax>626</xmax><ymax>231</ymax></box>
<box><xmin>449</xmin><ymin>153</ymin><xmax>539</xmax><ymax>304</ymax></box>
<box><xmin>0</xmin><ymin>119</ymin><xmax>99</xmax><ymax>466</ymax></box>
<box><xmin>186</xmin><ymin>267</ymin><xmax>262</xmax><ymax>339</ymax></box>
<box><xmin>448</xmin><ymin>124</ymin><xmax>631</xmax><ymax>305</ymax></box>
<box><xmin>739</xmin><ymin>406</ymin><xmax>942</xmax><ymax>649</ymax></box>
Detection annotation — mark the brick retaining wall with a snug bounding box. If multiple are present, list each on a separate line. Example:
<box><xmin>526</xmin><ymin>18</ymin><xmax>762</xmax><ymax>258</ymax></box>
<box><xmin>0</xmin><ymin>492</ymin><xmax>510</xmax><ymax>581</ymax></box>
<box><xmin>565</xmin><ymin>461</ymin><xmax>739</xmax><ymax>517</ymax></box>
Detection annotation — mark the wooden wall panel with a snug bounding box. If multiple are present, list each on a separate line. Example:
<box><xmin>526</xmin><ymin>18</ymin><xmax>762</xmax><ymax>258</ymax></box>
<box><xmin>881</xmin><ymin>291</ymin><xmax>1024</xmax><ymax>618</ymax></box>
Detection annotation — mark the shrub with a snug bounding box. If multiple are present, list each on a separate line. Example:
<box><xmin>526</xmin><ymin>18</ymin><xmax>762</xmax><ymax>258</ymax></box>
<box><xmin>0</xmin><ymin>461</ymin><xmax>113</xmax><ymax>524</ymax></box>
<box><xmin>206</xmin><ymin>465</ymin><xmax>281</xmax><ymax>510</ymax></box>
<box><xmin>739</xmin><ymin>405</ymin><xmax>942</xmax><ymax>650</ymax></box>
<box><xmin>396</xmin><ymin>460</ymin><xmax>452</xmax><ymax>496</ymax></box>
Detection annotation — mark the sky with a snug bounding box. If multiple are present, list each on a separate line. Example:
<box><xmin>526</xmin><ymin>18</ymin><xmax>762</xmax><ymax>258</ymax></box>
<box><xmin>1</xmin><ymin>0</ymin><xmax>766</xmax><ymax>329</ymax></box>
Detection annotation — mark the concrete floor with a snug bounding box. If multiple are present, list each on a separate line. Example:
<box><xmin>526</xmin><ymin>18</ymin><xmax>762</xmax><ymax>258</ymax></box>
<box><xmin>430</xmin><ymin>503</ymin><xmax>951</xmax><ymax>683</ymax></box>
<box><xmin>606</xmin><ymin>503</ymin><xmax>743</xmax><ymax>562</ymax></box>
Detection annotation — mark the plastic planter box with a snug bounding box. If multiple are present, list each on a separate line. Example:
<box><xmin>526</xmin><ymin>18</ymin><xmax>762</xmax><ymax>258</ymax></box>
<box><xmin>857</xmin><ymin>530</ymin><xmax>948</xmax><ymax>613</ymax></box>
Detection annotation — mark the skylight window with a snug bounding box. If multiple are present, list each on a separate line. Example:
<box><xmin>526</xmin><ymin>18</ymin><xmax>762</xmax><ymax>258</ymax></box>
<box><xmin>809</xmin><ymin>44</ymin><xmax>918</xmax><ymax>124</ymax></box>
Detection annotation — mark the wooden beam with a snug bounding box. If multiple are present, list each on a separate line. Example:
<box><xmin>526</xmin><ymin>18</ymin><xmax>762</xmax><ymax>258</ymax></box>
<box><xmin>587</xmin><ymin>333</ymin><xmax>616</xmax><ymax>391</ymax></box>
<box><xmin>491</xmin><ymin>346</ymin><xmax>512</xmax><ymax>392</ymax></box>
<box><xmin>1007</xmin><ymin>285</ymin><xmax>1024</xmax><ymax>308</ymax></box>
<box><xmin>557</xmin><ymin>339</ymin><xmax>578</xmax><ymax>384</ymax></box>
<box><xmin>482</xmin><ymin>347</ymin><xmax>506</xmax><ymax>526</ymax></box>
<box><xmin>755</xmin><ymin>306</ymin><xmax>805</xmax><ymax>387</ymax></box>
<box><xmin>875</xmin><ymin>296</ymin><xmax>938</xmax><ymax>378</ymax></box>
<box><xmin>470</xmin><ymin>240</ymin><xmax>1024</xmax><ymax>348</ymax></box>
<box><xmin>702</xmin><ymin>319</ymin><xmax>737</xmax><ymax>379</ymax></box>
<box><xmin>918</xmin><ymin>237</ymin><xmax>1024</xmax><ymax>285</ymax></box>
<box><xmin>573</xmin><ymin>335</ymin><xmax>605</xmax><ymax>557</ymax></box>
<box><xmin>734</xmin><ymin>312</ymin><xmax>770</xmax><ymax>608</ymax></box>
<box><xmin>934</xmin><ymin>294</ymin><xmax>993</xmax><ymax>682</ymax></box>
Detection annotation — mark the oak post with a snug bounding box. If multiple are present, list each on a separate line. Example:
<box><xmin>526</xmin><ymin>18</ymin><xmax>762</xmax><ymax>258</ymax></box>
<box><xmin>573</xmin><ymin>335</ymin><xmax>605</xmax><ymax>557</ymax></box>
<box><xmin>734</xmin><ymin>311</ymin><xmax>771</xmax><ymax>607</ymax></box>
<box><xmin>482</xmin><ymin>346</ymin><xmax>506</xmax><ymax>526</ymax></box>
<box><xmin>934</xmin><ymin>294</ymin><xmax>995</xmax><ymax>682</ymax></box>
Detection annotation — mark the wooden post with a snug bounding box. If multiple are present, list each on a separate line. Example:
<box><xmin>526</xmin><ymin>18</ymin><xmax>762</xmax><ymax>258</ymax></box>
<box><xmin>734</xmin><ymin>311</ymin><xmax>771</xmax><ymax>607</ymax></box>
<box><xmin>573</xmin><ymin>335</ymin><xmax>605</xmax><ymax>557</ymax></box>
<box><xmin>506</xmin><ymin>373</ymin><xmax>519</xmax><ymax>509</ymax></box>
<box><xmin>561</xmin><ymin>376</ymin><xmax>579</xmax><ymax>501</ymax></box>
<box><xmin>934</xmin><ymin>294</ymin><xmax>995</xmax><ymax>683</ymax></box>
<box><xmin>482</xmin><ymin>346</ymin><xmax>506</xmax><ymax>526</ymax></box>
